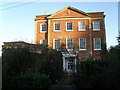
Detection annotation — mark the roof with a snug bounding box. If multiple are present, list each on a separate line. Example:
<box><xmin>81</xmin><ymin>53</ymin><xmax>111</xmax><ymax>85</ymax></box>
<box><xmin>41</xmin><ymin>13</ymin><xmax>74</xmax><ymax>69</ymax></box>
<box><xmin>35</xmin><ymin>6</ymin><xmax>105</xmax><ymax>20</ymax></box>
<box><xmin>47</xmin><ymin>6</ymin><xmax>89</xmax><ymax>18</ymax></box>
<box><xmin>65</xmin><ymin>6</ymin><xmax>89</xmax><ymax>16</ymax></box>
<box><xmin>87</xmin><ymin>12</ymin><xmax>105</xmax><ymax>17</ymax></box>
<box><xmin>36</xmin><ymin>15</ymin><xmax>51</xmax><ymax>18</ymax></box>
<box><xmin>35</xmin><ymin>15</ymin><xmax>51</xmax><ymax>21</ymax></box>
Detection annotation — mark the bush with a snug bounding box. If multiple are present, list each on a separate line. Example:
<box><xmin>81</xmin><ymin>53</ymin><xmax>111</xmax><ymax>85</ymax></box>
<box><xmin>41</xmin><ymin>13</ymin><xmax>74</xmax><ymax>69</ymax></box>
<box><xmin>74</xmin><ymin>58</ymin><xmax>105</xmax><ymax>88</ymax></box>
<box><xmin>3</xmin><ymin>68</ymin><xmax>51</xmax><ymax>88</ymax></box>
<box><xmin>2</xmin><ymin>47</ymin><xmax>51</xmax><ymax>88</ymax></box>
<box><xmin>2</xmin><ymin>47</ymin><xmax>35</xmax><ymax>74</ymax></box>
<box><xmin>44</xmin><ymin>49</ymin><xmax>63</xmax><ymax>84</ymax></box>
<box><xmin>73</xmin><ymin>45</ymin><xmax>120</xmax><ymax>88</ymax></box>
<box><xmin>2</xmin><ymin>46</ymin><xmax>63</xmax><ymax>88</ymax></box>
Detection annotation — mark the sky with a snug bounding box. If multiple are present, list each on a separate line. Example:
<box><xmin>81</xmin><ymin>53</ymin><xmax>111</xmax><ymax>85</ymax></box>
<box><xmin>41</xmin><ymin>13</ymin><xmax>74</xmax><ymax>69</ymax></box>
<box><xmin>0</xmin><ymin>1</ymin><xmax>119</xmax><ymax>56</ymax></box>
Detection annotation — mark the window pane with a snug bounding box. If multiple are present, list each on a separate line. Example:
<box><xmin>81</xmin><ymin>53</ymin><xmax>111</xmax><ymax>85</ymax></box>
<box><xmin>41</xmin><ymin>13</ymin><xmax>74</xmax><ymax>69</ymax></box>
<box><xmin>43</xmin><ymin>40</ymin><xmax>47</xmax><ymax>45</ymax></box>
<box><xmin>93</xmin><ymin>21</ymin><xmax>100</xmax><ymax>30</ymax></box>
<box><xmin>68</xmin><ymin>62</ymin><xmax>73</xmax><ymax>69</ymax></box>
<box><xmin>80</xmin><ymin>38</ymin><xmax>86</xmax><ymax>49</ymax></box>
<box><xmin>67</xmin><ymin>22</ymin><xmax>72</xmax><ymax>30</ymax></box>
<box><xmin>41</xmin><ymin>24</ymin><xmax>47</xmax><ymax>32</ymax></box>
<box><xmin>67</xmin><ymin>39</ymin><xmax>73</xmax><ymax>49</ymax></box>
<box><xmin>54</xmin><ymin>39</ymin><xmax>60</xmax><ymax>49</ymax></box>
<box><xmin>94</xmin><ymin>38</ymin><xmax>101</xmax><ymax>49</ymax></box>
<box><xmin>79</xmin><ymin>21</ymin><xmax>85</xmax><ymax>30</ymax></box>
<box><xmin>55</xmin><ymin>23</ymin><xmax>60</xmax><ymax>30</ymax></box>
<box><xmin>40</xmin><ymin>40</ymin><xmax>47</xmax><ymax>45</ymax></box>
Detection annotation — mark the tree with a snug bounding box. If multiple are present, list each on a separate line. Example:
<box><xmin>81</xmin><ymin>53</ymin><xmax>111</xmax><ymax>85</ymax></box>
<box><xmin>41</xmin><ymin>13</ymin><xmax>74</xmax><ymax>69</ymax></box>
<box><xmin>73</xmin><ymin>45</ymin><xmax>120</xmax><ymax>88</ymax></box>
<box><xmin>44</xmin><ymin>49</ymin><xmax>63</xmax><ymax>84</ymax></box>
<box><xmin>2</xmin><ymin>47</ymin><xmax>51</xmax><ymax>88</ymax></box>
<box><xmin>2</xmin><ymin>45</ymin><xmax>63</xmax><ymax>88</ymax></box>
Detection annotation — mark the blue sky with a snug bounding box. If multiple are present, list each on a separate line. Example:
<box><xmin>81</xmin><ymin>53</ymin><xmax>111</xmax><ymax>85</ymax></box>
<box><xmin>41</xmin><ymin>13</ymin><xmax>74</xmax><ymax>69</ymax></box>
<box><xmin>0</xmin><ymin>1</ymin><xmax>119</xmax><ymax>56</ymax></box>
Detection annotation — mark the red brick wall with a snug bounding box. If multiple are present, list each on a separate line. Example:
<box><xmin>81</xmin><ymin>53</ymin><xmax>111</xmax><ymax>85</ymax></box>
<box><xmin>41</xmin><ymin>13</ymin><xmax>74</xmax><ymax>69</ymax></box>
<box><xmin>34</xmin><ymin>21</ymin><xmax>48</xmax><ymax>44</ymax></box>
<box><xmin>34</xmin><ymin>7</ymin><xmax>106</xmax><ymax>59</ymax></box>
<box><xmin>48</xmin><ymin>19</ymin><xmax>89</xmax><ymax>47</ymax></box>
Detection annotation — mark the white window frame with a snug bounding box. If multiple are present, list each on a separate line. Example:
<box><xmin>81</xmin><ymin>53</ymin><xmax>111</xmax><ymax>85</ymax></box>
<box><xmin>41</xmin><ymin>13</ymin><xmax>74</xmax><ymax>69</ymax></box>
<box><xmin>40</xmin><ymin>40</ymin><xmax>47</xmax><ymax>45</ymax></box>
<box><xmin>53</xmin><ymin>39</ymin><xmax>60</xmax><ymax>49</ymax></box>
<box><xmin>78</xmin><ymin>21</ymin><xmax>86</xmax><ymax>31</ymax></box>
<box><xmin>93</xmin><ymin>21</ymin><xmax>100</xmax><ymax>31</ymax></box>
<box><xmin>40</xmin><ymin>24</ymin><xmax>47</xmax><ymax>32</ymax></box>
<box><xmin>94</xmin><ymin>38</ymin><xmax>101</xmax><ymax>50</ymax></box>
<box><xmin>66</xmin><ymin>22</ymin><xmax>73</xmax><ymax>31</ymax></box>
<box><xmin>66</xmin><ymin>39</ymin><xmax>74</xmax><ymax>51</ymax></box>
<box><xmin>79</xmin><ymin>38</ymin><xmax>87</xmax><ymax>50</ymax></box>
<box><xmin>54</xmin><ymin>22</ymin><xmax>60</xmax><ymax>32</ymax></box>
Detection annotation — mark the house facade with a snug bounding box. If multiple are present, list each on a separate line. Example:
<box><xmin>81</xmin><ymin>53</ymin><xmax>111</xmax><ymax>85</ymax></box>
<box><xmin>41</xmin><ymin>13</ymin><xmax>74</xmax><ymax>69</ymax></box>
<box><xmin>34</xmin><ymin>6</ymin><xmax>106</xmax><ymax>73</ymax></box>
<box><xmin>2</xmin><ymin>41</ymin><xmax>44</xmax><ymax>54</ymax></box>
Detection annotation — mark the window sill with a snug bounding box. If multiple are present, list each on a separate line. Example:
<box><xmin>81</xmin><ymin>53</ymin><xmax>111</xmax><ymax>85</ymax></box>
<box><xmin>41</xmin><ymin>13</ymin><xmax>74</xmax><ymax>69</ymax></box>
<box><xmin>40</xmin><ymin>31</ymin><xmax>47</xmax><ymax>33</ymax></box>
<box><xmin>93</xmin><ymin>29</ymin><xmax>100</xmax><ymax>31</ymax></box>
<box><xmin>78</xmin><ymin>30</ymin><xmax>86</xmax><ymax>31</ymax></box>
<box><xmin>79</xmin><ymin>49</ymin><xmax>87</xmax><ymax>51</ymax></box>
<box><xmin>54</xmin><ymin>30</ymin><xmax>60</xmax><ymax>32</ymax></box>
<box><xmin>94</xmin><ymin>49</ymin><xmax>101</xmax><ymax>51</ymax></box>
<box><xmin>66</xmin><ymin>30</ymin><xmax>74</xmax><ymax>31</ymax></box>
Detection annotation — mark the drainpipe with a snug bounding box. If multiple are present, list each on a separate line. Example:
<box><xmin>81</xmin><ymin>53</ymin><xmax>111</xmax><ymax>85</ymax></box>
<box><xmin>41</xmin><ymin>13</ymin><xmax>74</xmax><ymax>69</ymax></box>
<box><xmin>88</xmin><ymin>18</ymin><xmax>92</xmax><ymax>56</ymax></box>
<box><xmin>48</xmin><ymin>19</ymin><xmax>51</xmax><ymax>48</ymax></box>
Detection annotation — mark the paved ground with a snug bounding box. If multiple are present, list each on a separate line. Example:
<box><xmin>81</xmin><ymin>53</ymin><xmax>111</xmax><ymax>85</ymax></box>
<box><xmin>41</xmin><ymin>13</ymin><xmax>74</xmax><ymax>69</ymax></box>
<box><xmin>49</xmin><ymin>85</ymin><xmax>78</xmax><ymax>90</ymax></box>
<box><xmin>49</xmin><ymin>74</ymin><xmax>78</xmax><ymax>90</ymax></box>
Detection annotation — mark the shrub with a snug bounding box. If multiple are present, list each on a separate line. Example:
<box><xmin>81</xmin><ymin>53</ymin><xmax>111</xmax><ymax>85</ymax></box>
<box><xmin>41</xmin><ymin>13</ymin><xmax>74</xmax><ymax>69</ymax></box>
<box><xmin>73</xmin><ymin>45</ymin><xmax>120</xmax><ymax>88</ymax></box>
<box><xmin>2</xmin><ymin>46</ymin><xmax>63</xmax><ymax>88</ymax></box>
<box><xmin>3</xmin><ymin>68</ymin><xmax>51</xmax><ymax>88</ymax></box>
<box><xmin>44</xmin><ymin>49</ymin><xmax>63</xmax><ymax>84</ymax></box>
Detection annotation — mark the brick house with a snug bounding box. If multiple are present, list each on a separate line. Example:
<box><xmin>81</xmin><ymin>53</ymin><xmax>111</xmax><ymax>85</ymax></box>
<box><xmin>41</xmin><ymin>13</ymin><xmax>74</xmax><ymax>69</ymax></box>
<box><xmin>34</xmin><ymin>6</ymin><xmax>106</xmax><ymax>73</ymax></box>
<box><xmin>2</xmin><ymin>41</ymin><xmax>44</xmax><ymax>54</ymax></box>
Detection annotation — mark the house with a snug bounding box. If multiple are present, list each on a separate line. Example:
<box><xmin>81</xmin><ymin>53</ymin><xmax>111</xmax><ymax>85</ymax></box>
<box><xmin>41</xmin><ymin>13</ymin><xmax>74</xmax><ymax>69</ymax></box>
<box><xmin>34</xmin><ymin>6</ymin><xmax>106</xmax><ymax>73</ymax></box>
<box><xmin>2</xmin><ymin>41</ymin><xmax>44</xmax><ymax>54</ymax></box>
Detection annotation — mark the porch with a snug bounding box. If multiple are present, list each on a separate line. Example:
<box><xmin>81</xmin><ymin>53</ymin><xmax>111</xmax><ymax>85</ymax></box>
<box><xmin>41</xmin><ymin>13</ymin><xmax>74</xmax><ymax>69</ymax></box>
<box><xmin>62</xmin><ymin>53</ymin><xmax>77</xmax><ymax>74</ymax></box>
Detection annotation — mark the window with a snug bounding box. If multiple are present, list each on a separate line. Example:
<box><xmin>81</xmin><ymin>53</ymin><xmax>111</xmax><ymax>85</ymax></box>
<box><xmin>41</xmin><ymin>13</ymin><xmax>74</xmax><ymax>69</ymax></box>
<box><xmin>40</xmin><ymin>40</ymin><xmax>47</xmax><ymax>45</ymax></box>
<box><xmin>94</xmin><ymin>38</ymin><xmax>101</xmax><ymax>50</ymax></box>
<box><xmin>54</xmin><ymin>39</ymin><xmax>60</xmax><ymax>49</ymax></box>
<box><xmin>40</xmin><ymin>24</ymin><xmax>47</xmax><ymax>32</ymax></box>
<box><xmin>66</xmin><ymin>39</ymin><xmax>73</xmax><ymax>50</ymax></box>
<box><xmin>66</xmin><ymin>22</ymin><xmax>72</xmax><ymax>31</ymax></box>
<box><xmin>93</xmin><ymin>21</ymin><xmax>100</xmax><ymax>30</ymax></box>
<box><xmin>79</xmin><ymin>38</ymin><xmax>86</xmax><ymax>50</ymax></box>
<box><xmin>54</xmin><ymin>23</ymin><xmax>60</xmax><ymax>31</ymax></box>
<box><xmin>78</xmin><ymin>21</ymin><xmax>86</xmax><ymax>31</ymax></box>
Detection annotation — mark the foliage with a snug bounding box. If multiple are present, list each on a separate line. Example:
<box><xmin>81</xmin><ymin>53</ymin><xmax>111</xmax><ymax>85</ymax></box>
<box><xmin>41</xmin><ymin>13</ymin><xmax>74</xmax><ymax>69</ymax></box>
<box><xmin>2</xmin><ymin>46</ymin><xmax>63</xmax><ymax>88</ymax></box>
<box><xmin>73</xmin><ymin>45</ymin><xmax>120</xmax><ymax>88</ymax></box>
<box><xmin>100</xmin><ymin>42</ymin><xmax>108</xmax><ymax>58</ymax></box>
<box><xmin>3</xmin><ymin>68</ymin><xmax>51</xmax><ymax>88</ymax></box>
<box><xmin>44</xmin><ymin>49</ymin><xmax>63</xmax><ymax>84</ymax></box>
<box><xmin>2</xmin><ymin>47</ymin><xmax>36</xmax><ymax>75</ymax></box>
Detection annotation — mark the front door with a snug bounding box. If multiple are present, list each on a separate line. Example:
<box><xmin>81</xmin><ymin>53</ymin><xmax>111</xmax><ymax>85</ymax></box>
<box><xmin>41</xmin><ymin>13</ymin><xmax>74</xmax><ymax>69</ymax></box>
<box><xmin>67</xmin><ymin>61</ymin><xmax>73</xmax><ymax>73</ymax></box>
<box><xmin>62</xmin><ymin>54</ymin><xmax>77</xmax><ymax>73</ymax></box>
<box><xmin>66</xmin><ymin>57</ymin><xmax>74</xmax><ymax>73</ymax></box>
